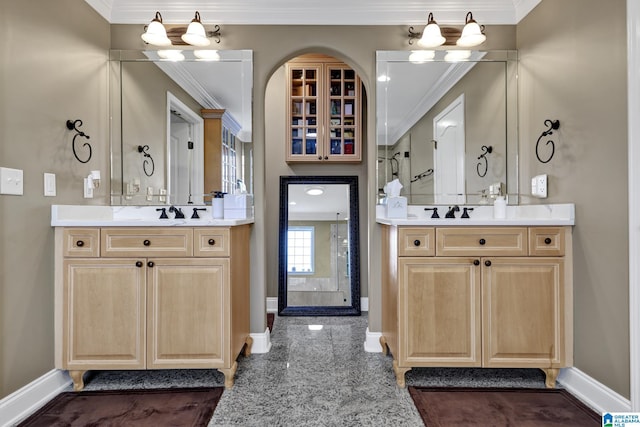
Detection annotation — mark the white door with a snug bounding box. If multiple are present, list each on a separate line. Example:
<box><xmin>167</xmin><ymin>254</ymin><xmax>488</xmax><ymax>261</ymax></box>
<box><xmin>434</xmin><ymin>94</ymin><xmax>466</xmax><ymax>205</ymax></box>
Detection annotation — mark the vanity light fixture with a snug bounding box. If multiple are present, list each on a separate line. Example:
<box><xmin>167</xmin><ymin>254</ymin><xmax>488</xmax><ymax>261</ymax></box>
<box><xmin>417</xmin><ymin>13</ymin><xmax>446</xmax><ymax>48</ymax></box>
<box><xmin>181</xmin><ymin>12</ymin><xmax>210</xmax><ymax>46</ymax></box>
<box><xmin>457</xmin><ymin>12</ymin><xmax>487</xmax><ymax>47</ymax></box>
<box><xmin>305</xmin><ymin>186</ymin><xmax>325</xmax><ymax>196</ymax></box>
<box><xmin>408</xmin><ymin>11</ymin><xmax>486</xmax><ymax>48</ymax></box>
<box><xmin>141</xmin><ymin>12</ymin><xmax>172</xmax><ymax>46</ymax></box>
<box><xmin>141</xmin><ymin>11</ymin><xmax>222</xmax><ymax>47</ymax></box>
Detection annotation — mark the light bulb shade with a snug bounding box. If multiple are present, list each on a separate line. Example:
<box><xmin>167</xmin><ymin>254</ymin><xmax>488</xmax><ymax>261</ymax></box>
<box><xmin>181</xmin><ymin>12</ymin><xmax>210</xmax><ymax>46</ymax></box>
<box><xmin>141</xmin><ymin>12</ymin><xmax>171</xmax><ymax>46</ymax></box>
<box><xmin>418</xmin><ymin>14</ymin><xmax>445</xmax><ymax>48</ymax></box>
<box><xmin>457</xmin><ymin>12</ymin><xmax>486</xmax><ymax>47</ymax></box>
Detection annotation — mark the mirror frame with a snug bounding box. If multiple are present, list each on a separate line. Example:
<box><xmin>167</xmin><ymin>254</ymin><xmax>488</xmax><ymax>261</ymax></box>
<box><xmin>278</xmin><ymin>175</ymin><xmax>361</xmax><ymax>316</ymax></box>
<box><xmin>376</xmin><ymin>50</ymin><xmax>519</xmax><ymax>205</ymax></box>
<box><xmin>108</xmin><ymin>49</ymin><xmax>253</xmax><ymax>205</ymax></box>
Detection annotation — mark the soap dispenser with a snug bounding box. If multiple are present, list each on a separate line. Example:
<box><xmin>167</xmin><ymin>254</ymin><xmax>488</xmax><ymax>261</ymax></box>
<box><xmin>212</xmin><ymin>191</ymin><xmax>225</xmax><ymax>219</ymax></box>
<box><xmin>493</xmin><ymin>195</ymin><xmax>506</xmax><ymax>219</ymax></box>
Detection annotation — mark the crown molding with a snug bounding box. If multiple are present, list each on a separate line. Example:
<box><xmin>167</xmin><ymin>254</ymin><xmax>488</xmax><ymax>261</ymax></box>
<box><xmin>85</xmin><ymin>0</ymin><xmax>540</xmax><ymax>25</ymax></box>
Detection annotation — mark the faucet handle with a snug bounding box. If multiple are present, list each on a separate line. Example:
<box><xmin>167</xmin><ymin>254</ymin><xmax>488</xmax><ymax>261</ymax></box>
<box><xmin>156</xmin><ymin>208</ymin><xmax>168</xmax><ymax>219</ymax></box>
<box><xmin>191</xmin><ymin>208</ymin><xmax>206</xmax><ymax>219</ymax></box>
<box><xmin>424</xmin><ymin>207</ymin><xmax>440</xmax><ymax>219</ymax></box>
<box><xmin>461</xmin><ymin>207</ymin><xmax>474</xmax><ymax>219</ymax></box>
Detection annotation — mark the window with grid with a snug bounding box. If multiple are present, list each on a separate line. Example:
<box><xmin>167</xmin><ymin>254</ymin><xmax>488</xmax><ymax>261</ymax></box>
<box><xmin>222</xmin><ymin>126</ymin><xmax>237</xmax><ymax>194</ymax></box>
<box><xmin>287</xmin><ymin>226</ymin><xmax>314</xmax><ymax>273</ymax></box>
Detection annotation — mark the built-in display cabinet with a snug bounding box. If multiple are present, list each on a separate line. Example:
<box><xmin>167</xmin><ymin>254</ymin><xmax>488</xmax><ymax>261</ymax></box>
<box><xmin>285</xmin><ymin>55</ymin><xmax>361</xmax><ymax>163</ymax></box>
<box><xmin>54</xmin><ymin>225</ymin><xmax>252</xmax><ymax>390</ymax></box>
<box><xmin>380</xmin><ymin>225</ymin><xmax>573</xmax><ymax>388</ymax></box>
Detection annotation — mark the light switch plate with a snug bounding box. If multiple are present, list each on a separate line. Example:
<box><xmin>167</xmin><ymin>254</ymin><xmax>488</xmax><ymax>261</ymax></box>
<box><xmin>44</xmin><ymin>173</ymin><xmax>56</xmax><ymax>196</ymax></box>
<box><xmin>0</xmin><ymin>167</ymin><xmax>24</xmax><ymax>195</ymax></box>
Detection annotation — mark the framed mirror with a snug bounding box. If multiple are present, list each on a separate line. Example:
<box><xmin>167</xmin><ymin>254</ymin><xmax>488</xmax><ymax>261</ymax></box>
<box><xmin>376</xmin><ymin>50</ymin><xmax>518</xmax><ymax>205</ymax></box>
<box><xmin>109</xmin><ymin>49</ymin><xmax>253</xmax><ymax>205</ymax></box>
<box><xmin>278</xmin><ymin>176</ymin><xmax>360</xmax><ymax>316</ymax></box>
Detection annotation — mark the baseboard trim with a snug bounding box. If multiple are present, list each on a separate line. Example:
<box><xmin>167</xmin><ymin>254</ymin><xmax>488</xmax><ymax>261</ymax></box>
<box><xmin>266</xmin><ymin>297</ymin><xmax>369</xmax><ymax>312</ymax></box>
<box><xmin>266</xmin><ymin>297</ymin><xmax>278</xmax><ymax>313</ymax></box>
<box><xmin>0</xmin><ymin>369</ymin><xmax>71</xmax><ymax>427</ymax></box>
<box><xmin>558</xmin><ymin>367</ymin><xmax>631</xmax><ymax>413</ymax></box>
<box><xmin>364</xmin><ymin>327</ymin><xmax>383</xmax><ymax>353</ymax></box>
<box><xmin>250</xmin><ymin>328</ymin><xmax>272</xmax><ymax>354</ymax></box>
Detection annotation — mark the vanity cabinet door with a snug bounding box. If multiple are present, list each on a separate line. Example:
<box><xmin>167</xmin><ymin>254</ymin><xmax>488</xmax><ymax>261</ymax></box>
<box><xmin>398</xmin><ymin>257</ymin><xmax>481</xmax><ymax>366</ymax></box>
<box><xmin>63</xmin><ymin>258</ymin><xmax>146</xmax><ymax>369</ymax></box>
<box><xmin>482</xmin><ymin>257</ymin><xmax>564</xmax><ymax>367</ymax></box>
<box><xmin>147</xmin><ymin>258</ymin><xmax>229</xmax><ymax>368</ymax></box>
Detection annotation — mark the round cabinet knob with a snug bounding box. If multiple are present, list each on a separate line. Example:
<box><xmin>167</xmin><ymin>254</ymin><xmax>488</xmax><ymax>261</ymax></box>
<box><xmin>318</xmin><ymin>156</ymin><xmax>323</xmax><ymax>160</ymax></box>
<box><xmin>473</xmin><ymin>259</ymin><xmax>480</xmax><ymax>266</ymax></box>
<box><xmin>76</xmin><ymin>240</ymin><xmax>84</xmax><ymax>247</ymax></box>
<box><xmin>479</xmin><ymin>238</ymin><xmax>486</xmax><ymax>245</ymax></box>
<box><xmin>413</xmin><ymin>240</ymin><xmax>421</xmax><ymax>247</ymax></box>
<box><xmin>208</xmin><ymin>239</ymin><xmax>216</xmax><ymax>246</ymax></box>
<box><xmin>484</xmin><ymin>260</ymin><xmax>492</xmax><ymax>267</ymax></box>
<box><xmin>143</xmin><ymin>239</ymin><xmax>151</xmax><ymax>246</ymax></box>
<box><xmin>324</xmin><ymin>156</ymin><xmax>329</xmax><ymax>160</ymax></box>
<box><xmin>135</xmin><ymin>261</ymin><xmax>143</xmax><ymax>268</ymax></box>
<box><xmin>544</xmin><ymin>237</ymin><xmax>552</xmax><ymax>245</ymax></box>
<box><xmin>147</xmin><ymin>261</ymin><xmax>155</xmax><ymax>268</ymax></box>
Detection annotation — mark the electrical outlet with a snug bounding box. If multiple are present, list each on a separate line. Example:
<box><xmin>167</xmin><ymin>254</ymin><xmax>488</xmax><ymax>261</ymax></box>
<box><xmin>159</xmin><ymin>188</ymin><xmax>167</xmax><ymax>203</ymax></box>
<box><xmin>146</xmin><ymin>187</ymin><xmax>153</xmax><ymax>201</ymax></box>
<box><xmin>531</xmin><ymin>174</ymin><xmax>548</xmax><ymax>198</ymax></box>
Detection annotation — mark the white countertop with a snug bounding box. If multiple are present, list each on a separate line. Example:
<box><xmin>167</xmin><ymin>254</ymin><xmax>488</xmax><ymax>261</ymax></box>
<box><xmin>51</xmin><ymin>205</ymin><xmax>254</xmax><ymax>227</ymax></box>
<box><xmin>376</xmin><ymin>203</ymin><xmax>575</xmax><ymax>226</ymax></box>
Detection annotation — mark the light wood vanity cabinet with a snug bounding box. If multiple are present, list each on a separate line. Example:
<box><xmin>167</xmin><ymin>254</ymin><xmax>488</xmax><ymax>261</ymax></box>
<box><xmin>55</xmin><ymin>226</ymin><xmax>252</xmax><ymax>391</ymax></box>
<box><xmin>381</xmin><ymin>225</ymin><xmax>573</xmax><ymax>388</ymax></box>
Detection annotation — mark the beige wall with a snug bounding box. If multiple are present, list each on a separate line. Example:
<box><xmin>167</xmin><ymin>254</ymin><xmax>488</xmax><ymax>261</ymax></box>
<box><xmin>0</xmin><ymin>0</ymin><xmax>631</xmax><ymax>401</ymax></box>
<box><xmin>518</xmin><ymin>0</ymin><xmax>629</xmax><ymax>396</ymax></box>
<box><xmin>0</xmin><ymin>0</ymin><xmax>110</xmax><ymax>397</ymax></box>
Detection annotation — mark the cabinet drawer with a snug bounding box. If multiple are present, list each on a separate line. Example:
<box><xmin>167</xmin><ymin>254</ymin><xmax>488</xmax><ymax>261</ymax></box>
<box><xmin>101</xmin><ymin>228</ymin><xmax>193</xmax><ymax>257</ymax></box>
<box><xmin>529</xmin><ymin>227</ymin><xmax>565</xmax><ymax>256</ymax></box>
<box><xmin>63</xmin><ymin>228</ymin><xmax>100</xmax><ymax>257</ymax></box>
<box><xmin>194</xmin><ymin>228</ymin><xmax>230</xmax><ymax>257</ymax></box>
<box><xmin>398</xmin><ymin>227</ymin><xmax>435</xmax><ymax>257</ymax></box>
<box><xmin>436</xmin><ymin>228</ymin><xmax>528</xmax><ymax>257</ymax></box>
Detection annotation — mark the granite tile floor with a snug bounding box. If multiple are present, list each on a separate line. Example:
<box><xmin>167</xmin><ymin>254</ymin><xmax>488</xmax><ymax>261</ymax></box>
<box><xmin>77</xmin><ymin>313</ymin><xmax>549</xmax><ymax>426</ymax></box>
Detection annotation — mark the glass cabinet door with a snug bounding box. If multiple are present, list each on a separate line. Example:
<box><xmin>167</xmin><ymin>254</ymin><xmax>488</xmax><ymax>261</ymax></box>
<box><xmin>288</xmin><ymin>65</ymin><xmax>321</xmax><ymax>160</ymax></box>
<box><xmin>326</xmin><ymin>65</ymin><xmax>359</xmax><ymax>160</ymax></box>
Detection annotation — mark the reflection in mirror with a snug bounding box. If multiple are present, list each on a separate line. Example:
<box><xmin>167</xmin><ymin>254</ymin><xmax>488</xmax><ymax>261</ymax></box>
<box><xmin>376</xmin><ymin>50</ymin><xmax>518</xmax><ymax>205</ymax></box>
<box><xmin>109</xmin><ymin>49</ymin><xmax>253</xmax><ymax>205</ymax></box>
<box><xmin>278</xmin><ymin>176</ymin><xmax>360</xmax><ymax>316</ymax></box>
